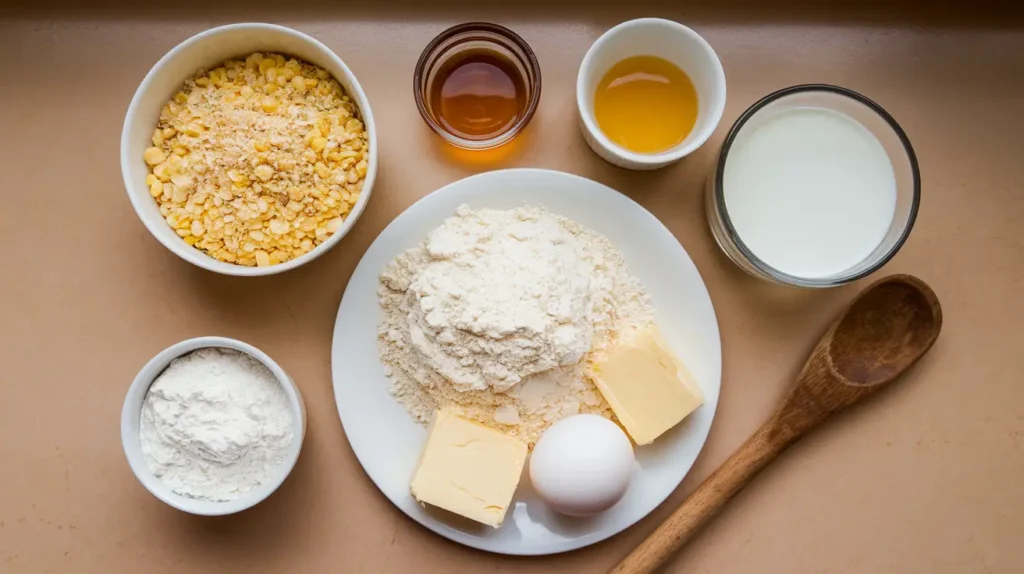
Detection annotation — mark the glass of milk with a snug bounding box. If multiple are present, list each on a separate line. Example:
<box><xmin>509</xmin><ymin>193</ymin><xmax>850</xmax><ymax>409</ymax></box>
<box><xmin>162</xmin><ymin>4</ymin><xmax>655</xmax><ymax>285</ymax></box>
<box><xmin>707</xmin><ymin>85</ymin><xmax>920</xmax><ymax>288</ymax></box>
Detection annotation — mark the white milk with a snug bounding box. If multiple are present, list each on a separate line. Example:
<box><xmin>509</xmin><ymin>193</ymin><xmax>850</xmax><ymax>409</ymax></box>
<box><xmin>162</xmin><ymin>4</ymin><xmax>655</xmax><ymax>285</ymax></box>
<box><xmin>723</xmin><ymin>107</ymin><xmax>897</xmax><ymax>279</ymax></box>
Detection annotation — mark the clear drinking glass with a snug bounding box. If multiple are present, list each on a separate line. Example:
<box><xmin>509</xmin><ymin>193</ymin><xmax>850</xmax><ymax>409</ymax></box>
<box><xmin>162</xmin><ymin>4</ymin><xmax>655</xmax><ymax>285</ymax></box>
<box><xmin>706</xmin><ymin>84</ymin><xmax>921</xmax><ymax>288</ymax></box>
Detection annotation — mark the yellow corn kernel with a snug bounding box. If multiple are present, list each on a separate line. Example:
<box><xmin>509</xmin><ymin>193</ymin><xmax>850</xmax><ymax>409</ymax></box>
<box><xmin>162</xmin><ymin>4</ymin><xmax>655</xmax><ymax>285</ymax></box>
<box><xmin>144</xmin><ymin>147</ymin><xmax>167</xmax><ymax>166</ymax></box>
<box><xmin>254</xmin><ymin>164</ymin><xmax>274</xmax><ymax>181</ymax></box>
<box><xmin>291</xmin><ymin>76</ymin><xmax>306</xmax><ymax>92</ymax></box>
<box><xmin>316</xmin><ymin>68</ymin><xmax>330</xmax><ymax>80</ymax></box>
<box><xmin>171</xmin><ymin>186</ymin><xmax>188</xmax><ymax>204</ymax></box>
<box><xmin>345</xmin><ymin>118</ymin><xmax>364</xmax><ymax>133</ymax></box>
<box><xmin>269</xmin><ymin>219</ymin><xmax>289</xmax><ymax>235</ymax></box>
<box><xmin>162</xmin><ymin>127</ymin><xmax>176</xmax><ymax>139</ymax></box>
<box><xmin>305</xmin><ymin>78</ymin><xmax>319</xmax><ymax>89</ymax></box>
<box><xmin>173</xmin><ymin>92</ymin><xmax>187</xmax><ymax>104</ymax></box>
<box><xmin>183</xmin><ymin>236</ymin><xmax>199</xmax><ymax>246</ymax></box>
<box><xmin>255</xmin><ymin>250</ymin><xmax>271</xmax><ymax>267</ymax></box>
<box><xmin>146</xmin><ymin>173</ymin><xmax>158</xmax><ymax>186</ymax></box>
<box><xmin>253</xmin><ymin>140</ymin><xmax>270</xmax><ymax>152</ymax></box>
<box><xmin>152</xmin><ymin>129</ymin><xmax>164</xmax><ymax>147</ymax></box>
<box><xmin>310</xmin><ymin>137</ymin><xmax>327</xmax><ymax>153</ymax></box>
<box><xmin>261</xmin><ymin>97</ymin><xmax>279</xmax><ymax>113</ymax></box>
<box><xmin>273</xmin><ymin>54</ymin><xmax>286</xmax><ymax>67</ymax></box>
<box><xmin>172</xmin><ymin>145</ymin><xmax>188</xmax><ymax>156</ymax></box>
<box><xmin>355</xmin><ymin>159</ymin><xmax>368</xmax><ymax>179</ymax></box>
<box><xmin>325</xmin><ymin>217</ymin><xmax>344</xmax><ymax>234</ymax></box>
<box><xmin>209</xmin><ymin>68</ymin><xmax>227</xmax><ymax>86</ymax></box>
<box><xmin>176</xmin><ymin>228</ymin><xmax>191</xmax><ymax>237</ymax></box>
<box><xmin>153</xmin><ymin>163</ymin><xmax>171</xmax><ymax>183</ymax></box>
<box><xmin>314</xmin><ymin>162</ymin><xmax>331</xmax><ymax>179</ymax></box>
<box><xmin>171</xmin><ymin>173</ymin><xmax>193</xmax><ymax>188</ymax></box>
<box><xmin>195</xmin><ymin>77</ymin><xmax>211</xmax><ymax>87</ymax></box>
<box><xmin>150</xmin><ymin>180</ymin><xmax>164</xmax><ymax>197</ymax></box>
<box><xmin>276</xmin><ymin>74</ymin><xmax>288</xmax><ymax>87</ymax></box>
<box><xmin>246</xmin><ymin>52</ymin><xmax>263</xmax><ymax>68</ymax></box>
<box><xmin>346</xmin><ymin>169</ymin><xmax>359</xmax><ymax>184</ymax></box>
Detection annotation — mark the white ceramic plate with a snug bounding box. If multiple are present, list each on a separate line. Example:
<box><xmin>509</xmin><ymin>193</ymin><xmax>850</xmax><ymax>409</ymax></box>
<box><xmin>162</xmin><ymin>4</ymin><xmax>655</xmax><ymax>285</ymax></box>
<box><xmin>331</xmin><ymin>168</ymin><xmax>721</xmax><ymax>555</ymax></box>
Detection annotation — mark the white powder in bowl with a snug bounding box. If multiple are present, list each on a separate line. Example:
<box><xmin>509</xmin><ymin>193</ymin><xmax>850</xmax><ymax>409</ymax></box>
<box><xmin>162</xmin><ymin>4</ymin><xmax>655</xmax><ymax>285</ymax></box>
<box><xmin>378</xmin><ymin>205</ymin><xmax>653</xmax><ymax>445</ymax></box>
<box><xmin>139</xmin><ymin>347</ymin><xmax>295</xmax><ymax>502</ymax></box>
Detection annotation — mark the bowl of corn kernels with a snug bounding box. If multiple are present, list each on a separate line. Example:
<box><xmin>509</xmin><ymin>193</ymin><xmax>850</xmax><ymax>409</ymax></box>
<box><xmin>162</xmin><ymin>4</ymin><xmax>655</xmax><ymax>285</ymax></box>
<box><xmin>121</xmin><ymin>23</ymin><xmax>377</xmax><ymax>275</ymax></box>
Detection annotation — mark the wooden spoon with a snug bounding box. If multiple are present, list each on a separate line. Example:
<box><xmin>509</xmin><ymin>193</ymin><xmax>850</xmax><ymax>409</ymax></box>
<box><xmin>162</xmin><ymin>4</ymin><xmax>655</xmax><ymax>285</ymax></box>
<box><xmin>611</xmin><ymin>274</ymin><xmax>943</xmax><ymax>574</ymax></box>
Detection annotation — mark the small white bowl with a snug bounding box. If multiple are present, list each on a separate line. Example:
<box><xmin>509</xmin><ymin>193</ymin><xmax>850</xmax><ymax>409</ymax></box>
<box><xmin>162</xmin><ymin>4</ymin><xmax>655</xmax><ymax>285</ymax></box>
<box><xmin>121</xmin><ymin>337</ymin><xmax>307</xmax><ymax>515</ymax></box>
<box><xmin>121</xmin><ymin>23</ymin><xmax>378</xmax><ymax>276</ymax></box>
<box><xmin>576</xmin><ymin>18</ymin><xmax>727</xmax><ymax>170</ymax></box>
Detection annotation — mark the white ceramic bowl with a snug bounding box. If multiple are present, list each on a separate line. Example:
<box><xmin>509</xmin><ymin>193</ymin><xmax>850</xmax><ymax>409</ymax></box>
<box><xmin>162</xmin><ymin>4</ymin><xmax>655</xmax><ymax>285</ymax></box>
<box><xmin>121</xmin><ymin>23</ymin><xmax>378</xmax><ymax>275</ymax></box>
<box><xmin>576</xmin><ymin>18</ymin><xmax>727</xmax><ymax>170</ymax></box>
<box><xmin>121</xmin><ymin>337</ymin><xmax>307</xmax><ymax>515</ymax></box>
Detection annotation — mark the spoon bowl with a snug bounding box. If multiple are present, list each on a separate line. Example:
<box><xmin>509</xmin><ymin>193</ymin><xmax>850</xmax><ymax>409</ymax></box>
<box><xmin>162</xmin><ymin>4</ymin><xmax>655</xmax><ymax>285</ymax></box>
<box><xmin>829</xmin><ymin>276</ymin><xmax>942</xmax><ymax>386</ymax></box>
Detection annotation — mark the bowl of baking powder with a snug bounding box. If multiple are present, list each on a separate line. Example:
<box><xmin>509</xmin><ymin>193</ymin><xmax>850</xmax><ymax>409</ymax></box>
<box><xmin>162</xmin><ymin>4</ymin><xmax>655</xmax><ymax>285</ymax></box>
<box><xmin>121</xmin><ymin>336</ymin><xmax>306</xmax><ymax>515</ymax></box>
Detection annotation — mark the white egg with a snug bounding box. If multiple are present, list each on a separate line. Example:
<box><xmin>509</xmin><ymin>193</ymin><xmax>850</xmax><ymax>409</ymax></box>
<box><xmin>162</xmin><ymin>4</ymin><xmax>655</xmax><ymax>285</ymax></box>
<box><xmin>529</xmin><ymin>414</ymin><xmax>634</xmax><ymax>516</ymax></box>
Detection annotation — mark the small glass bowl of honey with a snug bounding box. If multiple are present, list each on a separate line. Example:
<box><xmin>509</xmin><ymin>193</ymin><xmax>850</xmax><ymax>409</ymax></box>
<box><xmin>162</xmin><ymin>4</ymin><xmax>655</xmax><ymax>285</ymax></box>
<box><xmin>414</xmin><ymin>22</ymin><xmax>542</xmax><ymax>150</ymax></box>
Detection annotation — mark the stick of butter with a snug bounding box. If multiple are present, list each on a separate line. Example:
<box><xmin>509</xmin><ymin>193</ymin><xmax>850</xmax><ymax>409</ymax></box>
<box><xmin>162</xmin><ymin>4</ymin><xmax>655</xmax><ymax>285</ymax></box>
<box><xmin>588</xmin><ymin>327</ymin><xmax>704</xmax><ymax>445</ymax></box>
<box><xmin>410</xmin><ymin>410</ymin><xmax>528</xmax><ymax>528</ymax></box>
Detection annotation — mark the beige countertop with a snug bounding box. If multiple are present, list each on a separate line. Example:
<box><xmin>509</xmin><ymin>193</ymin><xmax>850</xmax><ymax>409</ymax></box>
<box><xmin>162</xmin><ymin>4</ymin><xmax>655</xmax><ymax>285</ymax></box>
<box><xmin>1</xmin><ymin>2</ymin><xmax>1022</xmax><ymax>572</ymax></box>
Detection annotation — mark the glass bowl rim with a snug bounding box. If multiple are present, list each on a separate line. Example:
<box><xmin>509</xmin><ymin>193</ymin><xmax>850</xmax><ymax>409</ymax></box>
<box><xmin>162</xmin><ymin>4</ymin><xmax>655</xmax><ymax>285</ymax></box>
<box><xmin>412</xmin><ymin>21</ymin><xmax>543</xmax><ymax>150</ymax></box>
<box><xmin>713</xmin><ymin>83</ymin><xmax>921</xmax><ymax>288</ymax></box>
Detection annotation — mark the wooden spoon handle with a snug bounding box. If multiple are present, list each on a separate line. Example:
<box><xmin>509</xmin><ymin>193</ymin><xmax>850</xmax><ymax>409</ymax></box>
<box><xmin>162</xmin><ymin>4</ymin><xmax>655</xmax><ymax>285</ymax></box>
<box><xmin>611</xmin><ymin>417</ymin><xmax>801</xmax><ymax>574</ymax></box>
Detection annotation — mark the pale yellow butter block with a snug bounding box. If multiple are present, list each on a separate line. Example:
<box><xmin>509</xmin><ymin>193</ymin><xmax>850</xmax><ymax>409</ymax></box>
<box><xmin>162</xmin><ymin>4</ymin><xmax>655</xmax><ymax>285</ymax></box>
<box><xmin>410</xmin><ymin>410</ymin><xmax>528</xmax><ymax>528</ymax></box>
<box><xmin>588</xmin><ymin>327</ymin><xmax>704</xmax><ymax>445</ymax></box>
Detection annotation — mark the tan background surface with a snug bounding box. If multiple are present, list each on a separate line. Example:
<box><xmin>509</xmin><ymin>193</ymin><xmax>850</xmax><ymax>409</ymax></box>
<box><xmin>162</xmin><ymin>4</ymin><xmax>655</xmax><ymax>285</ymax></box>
<box><xmin>1</xmin><ymin>1</ymin><xmax>1022</xmax><ymax>572</ymax></box>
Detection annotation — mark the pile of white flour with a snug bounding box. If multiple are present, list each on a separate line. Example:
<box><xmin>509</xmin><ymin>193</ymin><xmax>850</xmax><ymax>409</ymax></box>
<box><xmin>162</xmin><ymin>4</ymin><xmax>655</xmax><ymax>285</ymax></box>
<box><xmin>139</xmin><ymin>348</ymin><xmax>294</xmax><ymax>502</ymax></box>
<box><xmin>378</xmin><ymin>205</ymin><xmax>653</xmax><ymax>444</ymax></box>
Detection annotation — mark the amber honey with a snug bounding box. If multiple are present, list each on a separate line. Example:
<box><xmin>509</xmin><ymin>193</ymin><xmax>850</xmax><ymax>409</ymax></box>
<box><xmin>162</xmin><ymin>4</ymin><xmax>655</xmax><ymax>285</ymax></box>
<box><xmin>427</xmin><ymin>49</ymin><xmax>528</xmax><ymax>142</ymax></box>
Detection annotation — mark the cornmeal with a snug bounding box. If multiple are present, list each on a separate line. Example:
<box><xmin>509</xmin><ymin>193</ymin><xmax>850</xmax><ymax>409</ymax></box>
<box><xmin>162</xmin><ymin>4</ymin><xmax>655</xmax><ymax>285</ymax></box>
<box><xmin>410</xmin><ymin>410</ymin><xmax>528</xmax><ymax>527</ymax></box>
<box><xmin>588</xmin><ymin>327</ymin><xmax>704</xmax><ymax>445</ymax></box>
<box><xmin>143</xmin><ymin>52</ymin><xmax>369</xmax><ymax>267</ymax></box>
